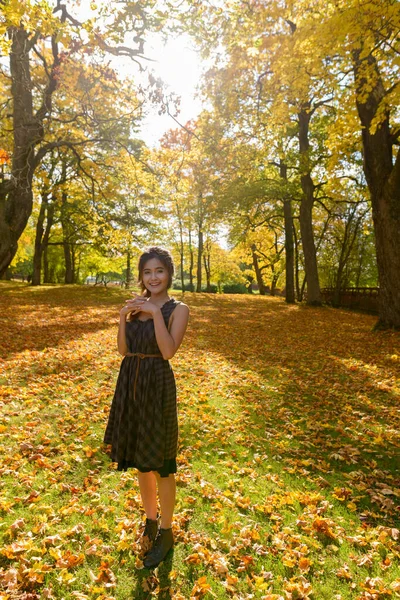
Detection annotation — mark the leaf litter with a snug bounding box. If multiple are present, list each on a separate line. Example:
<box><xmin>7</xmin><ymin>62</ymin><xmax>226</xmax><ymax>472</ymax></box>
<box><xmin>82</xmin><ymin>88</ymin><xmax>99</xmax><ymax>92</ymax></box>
<box><xmin>0</xmin><ymin>284</ymin><xmax>399</xmax><ymax>599</ymax></box>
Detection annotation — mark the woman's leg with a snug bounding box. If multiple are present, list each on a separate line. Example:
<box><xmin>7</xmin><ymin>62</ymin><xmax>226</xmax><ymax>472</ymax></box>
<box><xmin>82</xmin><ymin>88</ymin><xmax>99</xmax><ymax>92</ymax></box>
<box><xmin>137</xmin><ymin>471</ymin><xmax>158</xmax><ymax>520</ymax></box>
<box><xmin>154</xmin><ymin>472</ymin><xmax>176</xmax><ymax>529</ymax></box>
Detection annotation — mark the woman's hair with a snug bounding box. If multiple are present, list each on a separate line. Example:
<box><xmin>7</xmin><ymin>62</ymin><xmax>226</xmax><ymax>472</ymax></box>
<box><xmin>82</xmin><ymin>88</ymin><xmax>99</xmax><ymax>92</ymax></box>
<box><xmin>137</xmin><ymin>246</ymin><xmax>174</xmax><ymax>297</ymax></box>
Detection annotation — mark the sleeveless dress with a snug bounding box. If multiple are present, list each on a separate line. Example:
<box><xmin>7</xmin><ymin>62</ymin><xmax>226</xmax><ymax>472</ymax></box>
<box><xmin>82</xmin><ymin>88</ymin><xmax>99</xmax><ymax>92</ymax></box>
<box><xmin>103</xmin><ymin>298</ymin><xmax>180</xmax><ymax>477</ymax></box>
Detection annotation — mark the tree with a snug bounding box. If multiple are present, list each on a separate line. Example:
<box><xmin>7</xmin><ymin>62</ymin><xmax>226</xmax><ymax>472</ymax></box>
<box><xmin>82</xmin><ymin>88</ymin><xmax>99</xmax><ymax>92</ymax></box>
<box><xmin>155</xmin><ymin>119</ymin><xmax>223</xmax><ymax>293</ymax></box>
<box><xmin>0</xmin><ymin>0</ymin><xmax>164</xmax><ymax>276</ymax></box>
<box><xmin>282</xmin><ymin>0</ymin><xmax>400</xmax><ymax>326</ymax></box>
<box><xmin>32</xmin><ymin>164</ymin><xmax>56</xmax><ymax>286</ymax></box>
<box><xmin>184</xmin><ymin>0</ymin><xmax>400</xmax><ymax>326</ymax></box>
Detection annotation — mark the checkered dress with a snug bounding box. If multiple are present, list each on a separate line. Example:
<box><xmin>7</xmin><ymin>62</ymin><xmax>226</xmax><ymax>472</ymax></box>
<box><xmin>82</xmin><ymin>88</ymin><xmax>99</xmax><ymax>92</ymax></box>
<box><xmin>103</xmin><ymin>298</ymin><xmax>180</xmax><ymax>476</ymax></box>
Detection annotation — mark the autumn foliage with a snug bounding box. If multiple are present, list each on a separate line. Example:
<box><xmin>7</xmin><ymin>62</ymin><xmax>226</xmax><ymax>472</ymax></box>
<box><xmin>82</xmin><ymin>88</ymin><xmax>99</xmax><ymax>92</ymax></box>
<box><xmin>0</xmin><ymin>283</ymin><xmax>399</xmax><ymax>599</ymax></box>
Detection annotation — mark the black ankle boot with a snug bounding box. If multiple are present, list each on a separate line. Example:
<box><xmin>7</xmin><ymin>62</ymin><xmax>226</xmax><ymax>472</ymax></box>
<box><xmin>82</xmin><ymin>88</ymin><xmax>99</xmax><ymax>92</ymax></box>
<box><xmin>141</xmin><ymin>516</ymin><xmax>159</xmax><ymax>555</ymax></box>
<box><xmin>143</xmin><ymin>527</ymin><xmax>174</xmax><ymax>569</ymax></box>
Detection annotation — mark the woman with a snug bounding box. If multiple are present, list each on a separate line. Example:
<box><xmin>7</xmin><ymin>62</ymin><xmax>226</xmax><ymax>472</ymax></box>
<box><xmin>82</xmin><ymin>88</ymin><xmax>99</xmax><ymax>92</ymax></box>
<box><xmin>103</xmin><ymin>246</ymin><xmax>189</xmax><ymax>568</ymax></box>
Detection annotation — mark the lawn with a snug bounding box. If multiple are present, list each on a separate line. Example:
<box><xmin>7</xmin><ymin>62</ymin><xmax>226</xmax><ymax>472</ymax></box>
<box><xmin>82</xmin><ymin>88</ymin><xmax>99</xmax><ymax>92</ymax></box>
<box><xmin>0</xmin><ymin>282</ymin><xmax>399</xmax><ymax>600</ymax></box>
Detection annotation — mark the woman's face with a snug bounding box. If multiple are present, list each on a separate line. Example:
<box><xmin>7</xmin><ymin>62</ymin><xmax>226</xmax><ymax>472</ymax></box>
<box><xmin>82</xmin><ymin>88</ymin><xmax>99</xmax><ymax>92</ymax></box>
<box><xmin>142</xmin><ymin>257</ymin><xmax>169</xmax><ymax>294</ymax></box>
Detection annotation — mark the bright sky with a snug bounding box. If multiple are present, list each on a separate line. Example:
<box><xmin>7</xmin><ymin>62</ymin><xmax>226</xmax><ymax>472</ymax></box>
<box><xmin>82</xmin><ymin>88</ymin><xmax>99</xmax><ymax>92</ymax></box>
<box><xmin>73</xmin><ymin>3</ymin><xmax>205</xmax><ymax>147</ymax></box>
<box><xmin>136</xmin><ymin>33</ymin><xmax>205</xmax><ymax>146</ymax></box>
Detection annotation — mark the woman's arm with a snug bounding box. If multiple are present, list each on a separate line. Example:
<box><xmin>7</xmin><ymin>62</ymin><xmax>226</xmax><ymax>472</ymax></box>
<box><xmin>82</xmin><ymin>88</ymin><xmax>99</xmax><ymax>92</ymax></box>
<box><xmin>118</xmin><ymin>296</ymin><xmax>144</xmax><ymax>355</ymax></box>
<box><xmin>152</xmin><ymin>303</ymin><xmax>189</xmax><ymax>360</ymax></box>
<box><xmin>117</xmin><ymin>313</ymin><xmax>129</xmax><ymax>356</ymax></box>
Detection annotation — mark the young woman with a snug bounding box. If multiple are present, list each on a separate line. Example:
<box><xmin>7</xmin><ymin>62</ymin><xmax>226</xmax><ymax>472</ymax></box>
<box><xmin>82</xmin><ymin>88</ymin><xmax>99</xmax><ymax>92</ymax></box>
<box><xmin>103</xmin><ymin>247</ymin><xmax>189</xmax><ymax>569</ymax></box>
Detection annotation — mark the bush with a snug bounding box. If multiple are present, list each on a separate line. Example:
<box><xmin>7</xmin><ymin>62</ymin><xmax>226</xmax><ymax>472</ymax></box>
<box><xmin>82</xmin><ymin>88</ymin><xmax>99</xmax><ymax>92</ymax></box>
<box><xmin>201</xmin><ymin>284</ymin><xmax>218</xmax><ymax>293</ymax></box>
<box><xmin>172</xmin><ymin>281</ymin><xmax>195</xmax><ymax>292</ymax></box>
<box><xmin>223</xmin><ymin>283</ymin><xmax>248</xmax><ymax>294</ymax></box>
<box><xmin>172</xmin><ymin>282</ymin><xmax>218</xmax><ymax>293</ymax></box>
<box><xmin>9</xmin><ymin>258</ymin><xmax>33</xmax><ymax>281</ymax></box>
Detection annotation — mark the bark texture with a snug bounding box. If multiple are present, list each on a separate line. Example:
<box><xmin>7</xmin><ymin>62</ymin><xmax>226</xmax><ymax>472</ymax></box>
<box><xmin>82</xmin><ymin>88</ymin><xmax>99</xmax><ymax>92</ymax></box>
<box><xmin>0</xmin><ymin>28</ymin><xmax>36</xmax><ymax>274</ymax></box>
<box><xmin>0</xmin><ymin>27</ymin><xmax>60</xmax><ymax>276</ymax></box>
<box><xmin>353</xmin><ymin>50</ymin><xmax>400</xmax><ymax>328</ymax></box>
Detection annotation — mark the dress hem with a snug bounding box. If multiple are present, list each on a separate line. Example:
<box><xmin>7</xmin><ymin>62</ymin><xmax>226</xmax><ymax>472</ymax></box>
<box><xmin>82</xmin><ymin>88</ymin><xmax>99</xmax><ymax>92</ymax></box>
<box><xmin>108</xmin><ymin>456</ymin><xmax>177</xmax><ymax>477</ymax></box>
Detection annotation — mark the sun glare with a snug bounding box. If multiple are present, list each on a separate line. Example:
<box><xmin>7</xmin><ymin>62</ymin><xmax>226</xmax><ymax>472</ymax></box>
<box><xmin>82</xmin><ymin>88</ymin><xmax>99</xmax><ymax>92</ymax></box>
<box><xmin>139</xmin><ymin>33</ymin><xmax>205</xmax><ymax>145</ymax></box>
<box><xmin>70</xmin><ymin>2</ymin><xmax>205</xmax><ymax>145</ymax></box>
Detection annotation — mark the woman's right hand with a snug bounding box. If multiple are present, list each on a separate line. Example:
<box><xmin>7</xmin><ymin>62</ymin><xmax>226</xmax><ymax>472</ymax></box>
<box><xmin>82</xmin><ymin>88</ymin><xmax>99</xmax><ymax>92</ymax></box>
<box><xmin>120</xmin><ymin>294</ymin><xmax>147</xmax><ymax>317</ymax></box>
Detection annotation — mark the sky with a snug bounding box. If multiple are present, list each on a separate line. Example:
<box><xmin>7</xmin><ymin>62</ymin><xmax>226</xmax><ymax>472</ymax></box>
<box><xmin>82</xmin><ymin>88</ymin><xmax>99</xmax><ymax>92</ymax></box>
<box><xmin>73</xmin><ymin>2</ymin><xmax>206</xmax><ymax>147</ymax></box>
<box><xmin>137</xmin><ymin>33</ymin><xmax>206</xmax><ymax>146</ymax></box>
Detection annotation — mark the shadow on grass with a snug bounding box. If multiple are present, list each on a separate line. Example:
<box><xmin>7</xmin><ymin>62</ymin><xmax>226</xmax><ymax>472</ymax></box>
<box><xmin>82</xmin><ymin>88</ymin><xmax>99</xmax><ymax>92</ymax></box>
<box><xmin>0</xmin><ymin>283</ymin><xmax>133</xmax><ymax>358</ymax></box>
<box><xmin>132</xmin><ymin>549</ymin><xmax>175</xmax><ymax>598</ymax></box>
<box><xmin>183</xmin><ymin>292</ymin><xmax>400</xmax><ymax>527</ymax></box>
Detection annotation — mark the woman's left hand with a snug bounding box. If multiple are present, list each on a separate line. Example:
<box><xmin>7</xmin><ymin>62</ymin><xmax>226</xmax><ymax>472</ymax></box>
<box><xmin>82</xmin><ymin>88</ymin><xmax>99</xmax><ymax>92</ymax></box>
<box><xmin>124</xmin><ymin>293</ymin><xmax>159</xmax><ymax>317</ymax></box>
<box><xmin>135</xmin><ymin>297</ymin><xmax>160</xmax><ymax>317</ymax></box>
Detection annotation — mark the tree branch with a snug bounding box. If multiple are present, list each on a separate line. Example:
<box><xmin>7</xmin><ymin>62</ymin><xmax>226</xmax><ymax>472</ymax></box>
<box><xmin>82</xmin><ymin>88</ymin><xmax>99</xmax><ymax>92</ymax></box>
<box><xmin>52</xmin><ymin>1</ymin><xmax>154</xmax><ymax>68</ymax></box>
<box><xmin>35</xmin><ymin>34</ymin><xmax>61</xmax><ymax>123</ymax></box>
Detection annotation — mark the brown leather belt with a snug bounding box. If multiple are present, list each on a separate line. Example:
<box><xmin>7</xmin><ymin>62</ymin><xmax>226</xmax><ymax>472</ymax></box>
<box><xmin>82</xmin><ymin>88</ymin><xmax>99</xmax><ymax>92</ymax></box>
<box><xmin>125</xmin><ymin>352</ymin><xmax>163</xmax><ymax>400</ymax></box>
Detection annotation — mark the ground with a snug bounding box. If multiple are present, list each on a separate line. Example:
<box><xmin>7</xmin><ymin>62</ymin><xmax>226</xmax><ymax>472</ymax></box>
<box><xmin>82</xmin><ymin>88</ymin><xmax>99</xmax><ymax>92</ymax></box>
<box><xmin>0</xmin><ymin>282</ymin><xmax>399</xmax><ymax>599</ymax></box>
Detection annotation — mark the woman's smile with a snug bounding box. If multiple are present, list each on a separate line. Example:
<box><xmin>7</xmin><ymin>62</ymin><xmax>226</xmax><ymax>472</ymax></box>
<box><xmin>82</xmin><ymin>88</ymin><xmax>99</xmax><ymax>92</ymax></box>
<box><xmin>142</xmin><ymin>258</ymin><xmax>170</xmax><ymax>294</ymax></box>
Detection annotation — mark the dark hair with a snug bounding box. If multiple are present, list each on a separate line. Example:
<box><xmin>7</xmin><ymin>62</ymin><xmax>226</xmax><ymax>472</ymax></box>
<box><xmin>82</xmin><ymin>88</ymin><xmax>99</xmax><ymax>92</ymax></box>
<box><xmin>138</xmin><ymin>246</ymin><xmax>174</xmax><ymax>297</ymax></box>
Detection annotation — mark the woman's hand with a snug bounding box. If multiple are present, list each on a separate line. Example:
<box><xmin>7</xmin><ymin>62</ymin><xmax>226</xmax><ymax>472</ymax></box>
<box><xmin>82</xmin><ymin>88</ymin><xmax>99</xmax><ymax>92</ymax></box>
<box><xmin>120</xmin><ymin>293</ymin><xmax>148</xmax><ymax>317</ymax></box>
<box><xmin>132</xmin><ymin>295</ymin><xmax>161</xmax><ymax>317</ymax></box>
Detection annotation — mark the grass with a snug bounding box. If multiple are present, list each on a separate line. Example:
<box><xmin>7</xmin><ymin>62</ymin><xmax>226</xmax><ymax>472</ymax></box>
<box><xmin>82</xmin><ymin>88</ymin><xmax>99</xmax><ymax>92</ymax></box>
<box><xmin>0</xmin><ymin>281</ymin><xmax>399</xmax><ymax>599</ymax></box>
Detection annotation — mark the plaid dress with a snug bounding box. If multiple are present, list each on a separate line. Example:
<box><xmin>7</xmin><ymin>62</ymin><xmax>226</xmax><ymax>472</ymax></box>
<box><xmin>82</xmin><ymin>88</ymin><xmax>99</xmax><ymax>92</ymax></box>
<box><xmin>103</xmin><ymin>298</ymin><xmax>180</xmax><ymax>477</ymax></box>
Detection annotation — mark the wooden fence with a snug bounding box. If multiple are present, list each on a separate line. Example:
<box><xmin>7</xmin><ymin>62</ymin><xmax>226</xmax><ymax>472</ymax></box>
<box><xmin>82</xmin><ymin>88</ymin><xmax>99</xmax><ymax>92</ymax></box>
<box><xmin>320</xmin><ymin>287</ymin><xmax>379</xmax><ymax>313</ymax></box>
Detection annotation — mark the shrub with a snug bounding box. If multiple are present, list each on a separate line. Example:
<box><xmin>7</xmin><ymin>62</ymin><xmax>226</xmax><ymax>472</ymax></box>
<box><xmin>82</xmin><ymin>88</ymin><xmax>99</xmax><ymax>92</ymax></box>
<box><xmin>201</xmin><ymin>284</ymin><xmax>218</xmax><ymax>293</ymax></box>
<box><xmin>223</xmin><ymin>283</ymin><xmax>248</xmax><ymax>294</ymax></box>
<box><xmin>172</xmin><ymin>281</ymin><xmax>195</xmax><ymax>292</ymax></box>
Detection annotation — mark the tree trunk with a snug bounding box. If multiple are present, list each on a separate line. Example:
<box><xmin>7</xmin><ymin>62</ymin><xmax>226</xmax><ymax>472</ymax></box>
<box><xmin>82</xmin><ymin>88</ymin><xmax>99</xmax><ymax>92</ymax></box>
<box><xmin>246</xmin><ymin>276</ymin><xmax>254</xmax><ymax>294</ymax></box>
<box><xmin>251</xmin><ymin>244</ymin><xmax>266</xmax><ymax>295</ymax></box>
<box><xmin>283</xmin><ymin>198</ymin><xmax>295</xmax><ymax>303</ymax></box>
<box><xmin>270</xmin><ymin>269</ymin><xmax>279</xmax><ymax>296</ymax></box>
<box><xmin>280</xmin><ymin>161</ymin><xmax>295</xmax><ymax>303</ymax></box>
<box><xmin>180</xmin><ymin>252</ymin><xmax>185</xmax><ymax>292</ymax></box>
<box><xmin>188</xmin><ymin>227</ymin><xmax>194</xmax><ymax>289</ymax></box>
<box><xmin>196</xmin><ymin>227</ymin><xmax>203</xmax><ymax>292</ymax></box>
<box><xmin>0</xmin><ymin>28</ymin><xmax>39</xmax><ymax>275</ymax></box>
<box><xmin>178</xmin><ymin>219</ymin><xmax>185</xmax><ymax>293</ymax></box>
<box><xmin>175</xmin><ymin>200</ymin><xmax>185</xmax><ymax>292</ymax></box>
<box><xmin>298</xmin><ymin>107</ymin><xmax>321</xmax><ymax>305</ymax></box>
<box><xmin>333</xmin><ymin>211</ymin><xmax>354</xmax><ymax>308</ymax></box>
<box><xmin>71</xmin><ymin>243</ymin><xmax>76</xmax><ymax>284</ymax></box>
<box><xmin>333</xmin><ymin>208</ymin><xmax>362</xmax><ymax>307</ymax></box>
<box><xmin>126</xmin><ymin>248</ymin><xmax>133</xmax><ymax>289</ymax></box>
<box><xmin>293</xmin><ymin>222</ymin><xmax>301</xmax><ymax>301</ymax></box>
<box><xmin>75</xmin><ymin>248</ymin><xmax>82</xmax><ymax>284</ymax></box>
<box><xmin>203</xmin><ymin>243</ymin><xmax>211</xmax><ymax>292</ymax></box>
<box><xmin>178</xmin><ymin>228</ymin><xmax>185</xmax><ymax>293</ymax></box>
<box><xmin>353</xmin><ymin>49</ymin><xmax>400</xmax><ymax>329</ymax></box>
<box><xmin>0</xmin><ymin>27</ymin><xmax>60</xmax><ymax>277</ymax></box>
<box><xmin>32</xmin><ymin>193</ymin><xmax>49</xmax><ymax>286</ymax></box>
<box><xmin>42</xmin><ymin>201</ymin><xmax>54</xmax><ymax>284</ymax></box>
<box><xmin>58</xmin><ymin>162</ymin><xmax>75</xmax><ymax>285</ymax></box>
<box><xmin>48</xmin><ymin>264</ymin><xmax>55</xmax><ymax>283</ymax></box>
<box><xmin>61</xmin><ymin>189</ymin><xmax>73</xmax><ymax>284</ymax></box>
<box><xmin>300</xmin><ymin>275</ymin><xmax>307</xmax><ymax>301</ymax></box>
<box><xmin>43</xmin><ymin>245</ymin><xmax>50</xmax><ymax>283</ymax></box>
<box><xmin>63</xmin><ymin>238</ymin><xmax>73</xmax><ymax>283</ymax></box>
